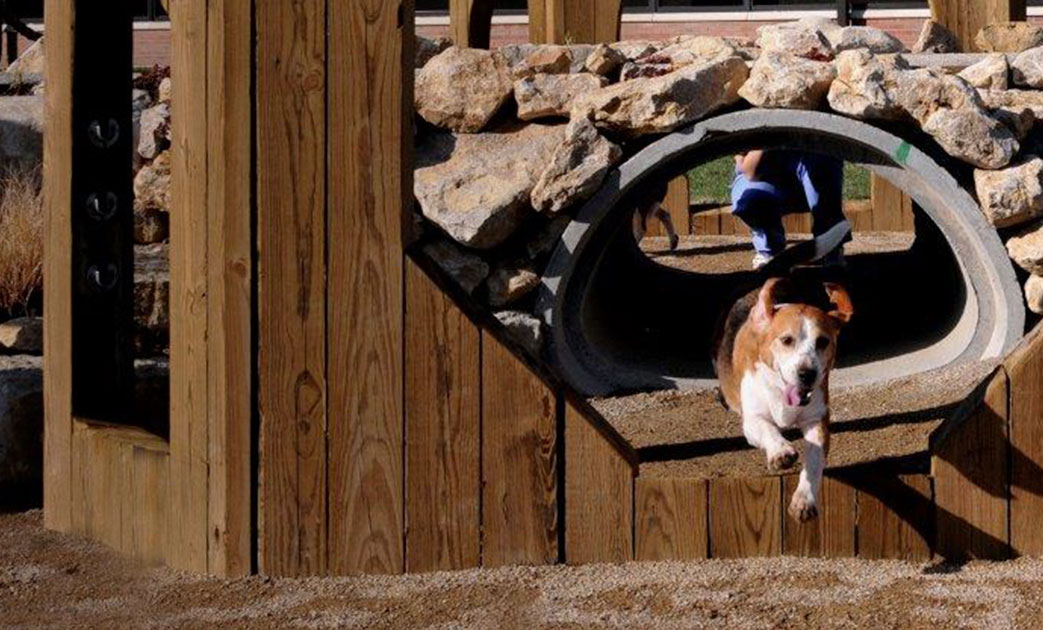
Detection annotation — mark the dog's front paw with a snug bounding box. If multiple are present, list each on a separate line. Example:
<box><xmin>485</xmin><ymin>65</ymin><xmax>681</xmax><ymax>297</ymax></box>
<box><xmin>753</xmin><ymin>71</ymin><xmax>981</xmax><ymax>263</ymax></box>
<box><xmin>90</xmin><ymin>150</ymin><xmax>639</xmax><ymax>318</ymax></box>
<box><xmin>788</xmin><ymin>489</ymin><xmax>819</xmax><ymax>523</ymax></box>
<box><xmin>767</xmin><ymin>443</ymin><xmax>799</xmax><ymax>471</ymax></box>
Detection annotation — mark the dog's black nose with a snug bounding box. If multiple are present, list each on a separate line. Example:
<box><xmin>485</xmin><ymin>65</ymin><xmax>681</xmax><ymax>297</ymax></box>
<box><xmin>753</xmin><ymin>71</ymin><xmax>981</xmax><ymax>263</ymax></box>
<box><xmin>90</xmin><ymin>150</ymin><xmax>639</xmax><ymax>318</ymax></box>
<box><xmin>798</xmin><ymin>367</ymin><xmax>818</xmax><ymax>386</ymax></box>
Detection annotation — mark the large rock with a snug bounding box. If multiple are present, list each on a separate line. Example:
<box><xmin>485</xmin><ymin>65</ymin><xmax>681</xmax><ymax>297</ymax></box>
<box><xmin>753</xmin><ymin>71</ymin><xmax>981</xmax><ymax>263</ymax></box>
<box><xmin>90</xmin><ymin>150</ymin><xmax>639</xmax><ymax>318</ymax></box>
<box><xmin>912</xmin><ymin>19</ymin><xmax>960</xmax><ymax>54</ymax></box>
<box><xmin>993</xmin><ymin>105</ymin><xmax>1035</xmax><ymax>140</ymax></box>
<box><xmin>8</xmin><ymin>39</ymin><xmax>44</xmax><ymax>77</ymax></box>
<box><xmin>826</xmin><ymin>26</ymin><xmax>904</xmax><ymax>54</ymax></box>
<box><xmin>828</xmin><ymin>50</ymin><xmax>906</xmax><ymax>120</ymax></box>
<box><xmin>1026</xmin><ymin>274</ymin><xmax>1043</xmax><ymax>314</ymax></box>
<box><xmin>974</xmin><ymin>156</ymin><xmax>1043</xmax><ymax>227</ymax></box>
<box><xmin>421</xmin><ymin>238</ymin><xmax>489</xmax><ymax>295</ymax></box>
<box><xmin>609</xmin><ymin>40</ymin><xmax>660</xmax><ymax>61</ymax></box>
<box><xmin>756</xmin><ymin>19</ymin><xmax>834</xmax><ymax>61</ymax></box>
<box><xmin>585</xmin><ymin>43</ymin><xmax>625</xmax><ymax>76</ymax></box>
<box><xmin>134</xmin><ymin>150</ymin><xmax>172</xmax><ymax>212</ymax></box>
<box><xmin>979</xmin><ymin>88</ymin><xmax>1043</xmax><ymax>118</ymax></box>
<box><xmin>158</xmin><ymin>76</ymin><xmax>172</xmax><ymax>104</ymax></box>
<box><xmin>1006</xmin><ymin>220</ymin><xmax>1043</xmax><ymax>273</ymax></box>
<box><xmin>134</xmin><ymin>243</ymin><xmax>170</xmax><ymax>355</ymax></box>
<box><xmin>620</xmin><ymin>36</ymin><xmax>737</xmax><ymax>81</ymax></box>
<box><xmin>512</xmin><ymin>46</ymin><xmax>573</xmax><ymax>78</ymax></box>
<box><xmin>514</xmin><ymin>73</ymin><xmax>606</xmax><ymax>121</ymax></box>
<box><xmin>134</xmin><ymin>204</ymin><xmax>169</xmax><ymax>245</ymax></box>
<box><xmin>486</xmin><ymin>263</ymin><xmax>539</xmax><ymax>307</ymax></box>
<box><xmin>958</xmin><ymin>53</ymin><xmax>1009</xmax><ymax>90</ymax></box>
<box><xmin>415</xmin><ymin>47</ymin><xmax>513</xmax><ymax>133</ymax></box>
<box><xmin>0</xmin><ymin>96</ymin><xmax>42</xmax><ymax>171</ymax></box>
<box><xmin>414</xmin><ymin>122</ymin><xmax>564</xmax><ymax>249</ymax></box>
<box><xmin>0</xmin><ymin>355</ymin><xmax>42</xmax><ymax>491</ymax></box>
<box><xmin>416</xmin><ymin>34</ymin><xmax>451</xmax><ymax>69</ymax></box>
<box><xmin>921</xmin><ymin>106</ymin><xmax>1019</xmax><ymax>170</ymax></box>
<box><xmin>494</xmin><ymin>310</ymin><xmax>543</xmax><ymax>356</ymax></box>
<box><xmin>137</xmin><ymin>102</ymin><xmax>170</xmax><ymax>160</ymax></box>
<box><xmin>976</xmin><ymin>22</ymin><xmax>1043</xmax><ymax>53</ymax></box>
<box><xmin>738</xmin><ymin>51</ymin><xmax>836</xmax><ymax>109</ymax></box>
<box><xmin>572</xmin><ymin>54</ymin><xmax>749</xmax><ymax>138</ymax></box>
<box><xmin>530</xmin><ymin>117</ymin><xmax>622</xmax><ymax>214</ymax></box>
<box><xmin>1012</xmin><ymin>46</ymin><xmax>1043</xmax><ymax>88</ymax></box>
<box><xmin>0</xmin><ymin>317</ymin><xmax>41</xmax><ymax>355</ymax></box>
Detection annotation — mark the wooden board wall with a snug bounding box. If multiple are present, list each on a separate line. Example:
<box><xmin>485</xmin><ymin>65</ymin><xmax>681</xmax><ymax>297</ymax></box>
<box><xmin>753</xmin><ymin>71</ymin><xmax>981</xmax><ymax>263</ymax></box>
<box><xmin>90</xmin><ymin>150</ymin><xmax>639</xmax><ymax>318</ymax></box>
<box><xmin>529</xmin><ymin>0</ymin><xmax>622</xmax><ymax>45</ymax></box>
<box><xmin>870</xmin><ymin>176</ymin><xmax>915</xmax><ymax>232</ymax></box>
<box><xmin>449</xmin><ymin>0</ymin><xmax>493</xmax><ymax>48</ymax></box>
<box><xmin>708</xmin><ymin>477</ymin><xmax>781</xmax><ymax>558</ymax></box>
<box><xmin>854</xmin><ymin>474</ymin><xmax>933</xmax><ymax>561</ymax></box>
<box><xmin>929</xmin><ymin>0</ymin><xmax>1026</xmax><ymax>51</ymax></box>
<box><xmin>635</xmin><ymin>478</ymin><xmax>708</xmax><ymax>561</ymax></box>
<box><xmin>1005</xmin><ymin>327</ymin><xmax>1043</xmax><ymax>557</ymax></box>
<box><xmin>326</xmin><ymin>0</ymin><xmax>410</xmax><ymax>576</ymax></box>
<box><xmin>257</xmin><ymin>0</ymin><xmax>328</xmax><ymax>576</ymax></box>
<box><xmin>782</xmin><ymin>475</ymin><xmax>856</xmax><ymax>557</ymax></box>
<box><xmin>404</xmin><ymin>261</ymin><xmax>481</xmax><ymax>573</ymax></box>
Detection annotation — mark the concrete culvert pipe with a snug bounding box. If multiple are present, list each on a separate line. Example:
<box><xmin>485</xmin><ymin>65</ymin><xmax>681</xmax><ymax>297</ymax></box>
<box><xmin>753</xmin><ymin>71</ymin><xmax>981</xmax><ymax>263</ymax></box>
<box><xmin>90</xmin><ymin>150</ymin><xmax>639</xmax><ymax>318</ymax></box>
<box><xmin>536</xmin><ymin>110</ymin><xmax>1025</xmax><ymax>396</ymax></box>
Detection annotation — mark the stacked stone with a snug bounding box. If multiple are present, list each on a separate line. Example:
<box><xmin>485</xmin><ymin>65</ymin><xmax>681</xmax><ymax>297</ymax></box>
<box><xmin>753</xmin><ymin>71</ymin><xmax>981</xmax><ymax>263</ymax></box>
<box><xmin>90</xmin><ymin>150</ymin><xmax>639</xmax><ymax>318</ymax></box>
<box><xmin>412</xmin><ymin>19</ymin><xmax>1043</xmax><ymax>338</ymax></box>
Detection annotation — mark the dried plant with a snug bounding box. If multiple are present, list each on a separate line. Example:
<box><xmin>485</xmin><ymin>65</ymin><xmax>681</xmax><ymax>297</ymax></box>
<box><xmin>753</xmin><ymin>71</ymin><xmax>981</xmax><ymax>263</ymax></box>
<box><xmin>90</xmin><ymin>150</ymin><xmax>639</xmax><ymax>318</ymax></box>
<box><xmin>0</xmin><ymin>166</ymin><xmax>42</xmax><ymax>315</ymax></box>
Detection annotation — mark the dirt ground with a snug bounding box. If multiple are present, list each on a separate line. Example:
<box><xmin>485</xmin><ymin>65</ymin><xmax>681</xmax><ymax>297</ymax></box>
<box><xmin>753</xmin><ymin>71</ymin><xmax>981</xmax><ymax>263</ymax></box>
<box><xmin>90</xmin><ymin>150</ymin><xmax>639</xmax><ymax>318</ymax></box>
<box><xmin>4</xmin><ymin>510</ymin><xmax>1043</xmax><ymax>629</ymax></box>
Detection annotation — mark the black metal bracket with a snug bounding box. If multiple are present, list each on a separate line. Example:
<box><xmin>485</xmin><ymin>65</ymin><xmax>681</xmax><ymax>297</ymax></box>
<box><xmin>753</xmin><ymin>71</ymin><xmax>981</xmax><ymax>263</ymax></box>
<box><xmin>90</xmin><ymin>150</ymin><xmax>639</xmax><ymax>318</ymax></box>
<box><xmin>71</xmin><ymin>0</ymin><xmax>135</xmax><ymax>421</ymax></box>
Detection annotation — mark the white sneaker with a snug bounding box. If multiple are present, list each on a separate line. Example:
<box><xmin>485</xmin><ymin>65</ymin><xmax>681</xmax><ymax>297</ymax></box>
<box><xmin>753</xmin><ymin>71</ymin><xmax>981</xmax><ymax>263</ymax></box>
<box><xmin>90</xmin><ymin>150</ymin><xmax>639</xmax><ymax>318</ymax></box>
<box><xmin>752</xmin><ymin>252</ymin><xmax>774</xmax><ymax>270</ymax></box>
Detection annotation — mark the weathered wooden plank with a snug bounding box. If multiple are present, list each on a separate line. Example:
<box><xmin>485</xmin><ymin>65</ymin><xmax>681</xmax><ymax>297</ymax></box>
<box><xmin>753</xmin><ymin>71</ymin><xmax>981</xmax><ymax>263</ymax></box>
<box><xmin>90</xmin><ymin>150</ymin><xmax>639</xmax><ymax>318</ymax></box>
<box><xmin>449</xmin><ymin>0</ymin><xmax>493</xmax><ymax>49</ymax></box>
<box><xmin>124</xmin><ymin>443</ymin><xmax>170</xmax><ymax>566</ymax></box>
<box><xmin>635</xmin><ymin>477</ymin><xmax>708</xmax><ymax>561</ymax></box>
<box><xmin>929</xmin><ymin>0</ymin><xmax>1025</xmax><ymax>51</ymax></box>
<box><xmin>404</xmin><ymin>260</ymin><xmax>481</xmax><ymax>573</ymax></box>
<box><xmin>856</xmin><ymin>474</ymin><xmax>933</xmax><ymax>560</ymax></box>
<box><xmin>327</xmin><ymin>0</ymin><xmax>410</xmax><ymax>577</ymax></box>
<box><xmin>168</xmin><ymin>0</ymin><xmax>210</xmax><ymax>574</ymax></box>
<box><xmin>782</xmin><ymin>475</ymin><xmax>856</xmax><ymax>558</ymax></box>
<box><xmin>1007</xmin><ymin>325</ymin><xmax>1043</xmax><ymax>557</ymax></box>
<box><xmin>257</xmin><ymin>0</ymin><xmax>328</xmax><ymax>576</ymax></box>
<box><xmin>870</xmin><ymin>175</ymin><xmax>913</xmax><ymax>232</ymax></box>
<box><xmin>593</xmin><ymin>0</ymin><xmax>623</xmax><ymax>43</ymax></box>
<box><xmin>708</xmin><ymin>477</ymin><xmax>781</xmax><ymax>558</ymax></box>
<box><xmin>565</xmin><ymin>403</ymin><xmax>634</xmax><ymax>564</ymax></box>
<box><xmin>73</xmin><ymin>424</ymin><xmax>123</xmax><ymax>550</ymax></box>
<box><xmin>531</xmin><ymin>0</ymin><xmax>620</xmax><ymax>44</ymax></box>
<box><xmin>204</xmin><ymin>0</ymin><xmax>253</xmax><ymax>578</ymax></box>
<box><xmin>691</xmin><ymin>208</ymin><xmax>721</xmax><ymax>237</ymax></box>
<box><xmin>934</xmin><ymin>371</ymin><xmax>1010</xmax><ymax>561</ymax></box>
<box><xmin>481</xmin><ymin>334</ymin><xmax>559</xmax><ymax>567</ymax></box>
<box><xmin>42</xmin><ymin>0</ymin><xmax>75</xmax><ymax>532</ymax></box>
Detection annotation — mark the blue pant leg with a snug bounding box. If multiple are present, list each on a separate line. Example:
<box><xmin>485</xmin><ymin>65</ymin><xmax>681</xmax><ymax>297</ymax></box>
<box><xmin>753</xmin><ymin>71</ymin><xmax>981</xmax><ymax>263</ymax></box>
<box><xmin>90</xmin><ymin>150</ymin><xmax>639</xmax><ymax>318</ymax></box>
<box><xmin>796</xmin><ymin>153</ymin><xmax>845</xmax><ymax>237</ymax></box>
<box><xmin>731</xmin><ymin>172</ymin><xmax>787</xmax><ymax>256</ymax></box>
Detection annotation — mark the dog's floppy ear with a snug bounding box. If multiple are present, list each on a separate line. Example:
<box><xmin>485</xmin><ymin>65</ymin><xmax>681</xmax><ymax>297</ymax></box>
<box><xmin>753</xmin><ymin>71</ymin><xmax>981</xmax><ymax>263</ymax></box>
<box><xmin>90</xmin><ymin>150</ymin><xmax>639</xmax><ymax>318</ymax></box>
<box><xmin>752</xmin><ymin>277</ymin><xmax>789</xmax><ymax>331</ymax></box>
<box><xmin>824</xmin><ymin>282</ymin><xmax>854</xmax><ymax>325</ymax></box>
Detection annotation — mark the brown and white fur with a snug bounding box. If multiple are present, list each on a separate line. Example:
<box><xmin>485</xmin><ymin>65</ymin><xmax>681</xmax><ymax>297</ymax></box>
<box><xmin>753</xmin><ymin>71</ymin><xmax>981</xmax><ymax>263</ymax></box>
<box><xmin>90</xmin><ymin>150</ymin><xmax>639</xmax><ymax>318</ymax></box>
<box><xmin>713</xmin><ymin>278</ymin><xmax>854</xmax><ymax>522</ymax></box>
<box><xmin>631</xmin><ymin>181</ymin><xmax>680</xmax><ymax>251</ymax></box>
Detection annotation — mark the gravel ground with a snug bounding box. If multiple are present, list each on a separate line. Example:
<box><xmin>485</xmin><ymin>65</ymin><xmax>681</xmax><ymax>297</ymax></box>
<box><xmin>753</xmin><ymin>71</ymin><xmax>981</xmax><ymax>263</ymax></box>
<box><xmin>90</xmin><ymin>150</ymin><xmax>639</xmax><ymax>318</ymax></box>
<box><xmin>3</xmin><ymin>510</ymin><xmax>1043</xmax><ymax>629</ymax></box>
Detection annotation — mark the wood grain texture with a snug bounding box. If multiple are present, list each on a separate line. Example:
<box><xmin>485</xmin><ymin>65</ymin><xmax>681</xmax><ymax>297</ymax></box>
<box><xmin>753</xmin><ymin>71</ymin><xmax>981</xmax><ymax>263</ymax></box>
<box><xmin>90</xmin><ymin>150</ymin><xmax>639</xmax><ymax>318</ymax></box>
<box><xmin>481</xmin><ymin>334</ymin><xmax>559</xmax><ymax>567</ymax></box>
<box><xmin>168</xmin><ymin>0</ymin><xmax>211</xmax><ymax>574</ymax></box>
<box><xmin>257</xmin><ymin>0</ymin><xmax>328</xmax><ymax>576</ymax></box>
<box><xmin>782</xmin><ymin>475</ymin><xmax>856</xmax><ymax>557</ymax></box>
<box><xmin>856</xmin><ymin>474</ymin><xmax>933</xmax><ymax>560</ymax></box>
<box><xmin>1007</xmin><ymin>325</ymin><xmax>1043</xmax><ymax>557</ymax></box>
<box><xmin>42</xmin><ymin>0</ymin><xmax>75</xmax><ymax>532</ymax></box>
<box><xmin>404</xmin><ymin>260</ymin><xmax>481</xmax><ymax>573</ymax></box>
<box><xmin>327</xmin><ymin>0</ymin><xmax>410</xmax><ymax>576</ymax></box>
<box><xmin>929</xmin><ymin>0</ymin><xmax>1025</xmax><ymax>51</ymax></box>
<box><xmin>533</xmin><ymin>0</ymin><xmax>619</xmax><ymax>44</ymax></box>
<box><xmin>205</xmin><ymin>0</ymin><xmax>253</xmax><ymax>578</ymax></box>
<box><xmin>708</xmin><ymin>477</ymin><xmax>781</xmax><ymax>558</ymax></box>
<box><xmin>565</xmin><ymin>403</ymin><xmax>634</xmax><ymax>564</ymax></box>
<box><xmin>123</xmin><ymin>442</ymin><xmax>170</xmax><ymax>566</ymax></box>
<box><xmin>934</xmin><ymin>371</ymin><xmax>1010</xmax><ymax>561</ymax></box>
<box><xmin>449</xmin><ymin>0</ymin><xmax>493</xmax><ymax>48</ymax></box>
<box><xmin>656</xmin><ymin>176</ymin><xmax>690</xmax><ymax>238</ymax></box>
<box><xmin>635</xmin><ymin>477</ymin><xmax>708</xmax><ymax>561</ymax></box>
<box><xmin>870</xmin><ymin>176</ymin><xmax>913</xmax><ymax>232</ymax></box>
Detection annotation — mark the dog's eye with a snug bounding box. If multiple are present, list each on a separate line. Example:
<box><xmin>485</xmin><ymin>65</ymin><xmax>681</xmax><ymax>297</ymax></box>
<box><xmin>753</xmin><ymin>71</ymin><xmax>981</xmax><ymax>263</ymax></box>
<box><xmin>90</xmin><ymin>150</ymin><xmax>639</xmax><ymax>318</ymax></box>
<box><xmin>816</xmin><ymin>336</ymin><xmax>830</xmax><ymax>351</ymax></box>
<box><xmin>780</xmin><ymin>335</ymin><xmax>795</xmax><ymax>347</ymax></box>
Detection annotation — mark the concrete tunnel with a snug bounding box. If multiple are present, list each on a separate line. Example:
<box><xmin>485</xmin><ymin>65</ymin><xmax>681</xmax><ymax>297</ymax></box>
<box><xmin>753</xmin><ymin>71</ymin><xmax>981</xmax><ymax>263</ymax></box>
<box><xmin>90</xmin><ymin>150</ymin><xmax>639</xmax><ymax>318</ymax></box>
<box><xmin>536</xmin><ymin>110</ymin><xmax>1027</xmax><ymax>396</ymax></box>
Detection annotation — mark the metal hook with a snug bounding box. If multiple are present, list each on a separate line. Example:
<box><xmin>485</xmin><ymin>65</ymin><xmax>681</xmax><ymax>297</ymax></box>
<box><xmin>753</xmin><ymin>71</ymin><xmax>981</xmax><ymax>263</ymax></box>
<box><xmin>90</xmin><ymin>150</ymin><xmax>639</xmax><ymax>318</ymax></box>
<box><xmin>85</xmin><ymin>192</ymin><xmax>119</xmax><ymax>221</ymax></box>
<box><xmin>87</xmin><ymin>119</ymin><xmax>120</xmax><ymax>149</ymax></box>
<box><xmin>87</xmin><ymin>263</ymin><xmax>119</xmax><ymax>293</ymax></box>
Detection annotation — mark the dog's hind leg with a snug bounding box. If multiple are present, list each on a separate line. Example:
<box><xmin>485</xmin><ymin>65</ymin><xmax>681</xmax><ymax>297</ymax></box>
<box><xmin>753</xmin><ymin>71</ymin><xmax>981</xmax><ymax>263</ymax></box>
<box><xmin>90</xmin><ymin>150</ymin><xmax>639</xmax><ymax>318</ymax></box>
<box><xmin>789</xmin><ymin>420</ymin><xmax>828</xmax><ymax>523</ymax></box>
<box><xmin>653</xmin><ymin>203</ymin><xmax>680</xmax><ymax>251</ymax></box>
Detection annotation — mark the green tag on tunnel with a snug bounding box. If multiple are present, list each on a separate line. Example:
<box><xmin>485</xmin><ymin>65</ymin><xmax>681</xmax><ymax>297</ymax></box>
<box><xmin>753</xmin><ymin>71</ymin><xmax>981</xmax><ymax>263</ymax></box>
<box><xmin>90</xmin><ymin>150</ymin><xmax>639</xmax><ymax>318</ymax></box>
<box><xmin>895</xmin><ymin>141</ymin><xmax>911</xmax><ymax>165</ymax></box>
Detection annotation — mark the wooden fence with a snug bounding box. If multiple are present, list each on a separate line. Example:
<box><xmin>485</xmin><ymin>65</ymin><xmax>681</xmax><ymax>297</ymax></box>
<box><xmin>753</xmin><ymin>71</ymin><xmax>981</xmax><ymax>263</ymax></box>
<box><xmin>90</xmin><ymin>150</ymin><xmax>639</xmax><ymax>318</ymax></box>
<box><xmin>41</xmin><ymin>0</ymin><xmax>1042</xmax><ymax>578</ymax></box>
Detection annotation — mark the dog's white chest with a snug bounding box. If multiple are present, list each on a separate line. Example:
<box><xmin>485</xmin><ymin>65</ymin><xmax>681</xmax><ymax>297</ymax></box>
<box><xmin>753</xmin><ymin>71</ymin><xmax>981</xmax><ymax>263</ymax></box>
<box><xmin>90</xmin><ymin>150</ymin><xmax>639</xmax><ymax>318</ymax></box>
<box><xmin>740</xmin><ymin>364</ymin><xmax>827</xmax><ymax>428</ymax></box>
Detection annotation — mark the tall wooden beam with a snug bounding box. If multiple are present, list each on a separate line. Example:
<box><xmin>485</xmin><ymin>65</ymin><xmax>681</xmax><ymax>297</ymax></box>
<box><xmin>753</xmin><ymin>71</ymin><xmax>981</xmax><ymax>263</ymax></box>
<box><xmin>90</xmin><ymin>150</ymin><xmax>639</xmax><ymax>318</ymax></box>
<box><xmin>529</xmin><ymin>0</ymin><xmax>622</xmax><ymax>46</ymax></box>
<box><xmin>929</xmin><ymin>0</ymin><xmax>1027</xmax><ymax>52</ymax></box>
<box><xmin>449</xmin><ymin>0</ymin><xmax>492</xmax><ymax>49</ymax></box>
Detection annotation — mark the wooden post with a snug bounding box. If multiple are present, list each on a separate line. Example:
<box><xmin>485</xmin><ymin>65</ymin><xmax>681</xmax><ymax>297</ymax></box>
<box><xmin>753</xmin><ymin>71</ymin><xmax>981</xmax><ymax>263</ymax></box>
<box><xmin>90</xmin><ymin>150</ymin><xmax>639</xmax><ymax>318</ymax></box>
<box><xmin>869</xmin><ymin>176</ymin><xmax>915</xmax><ymax>232</ymax></box>
<box><xmin>529</xmin><ymin>0</ymin><xmax>622</xmax><ymax>45</ymax></box>
<box><xmin>929</xmin><ymin>0</ymin><xmax>1027</xmax><ymax>52</ymax></box>
<box><xmin>449</xmin><ymin>0</ymin><xmax>493</xmax><ymax>49</ymax></box>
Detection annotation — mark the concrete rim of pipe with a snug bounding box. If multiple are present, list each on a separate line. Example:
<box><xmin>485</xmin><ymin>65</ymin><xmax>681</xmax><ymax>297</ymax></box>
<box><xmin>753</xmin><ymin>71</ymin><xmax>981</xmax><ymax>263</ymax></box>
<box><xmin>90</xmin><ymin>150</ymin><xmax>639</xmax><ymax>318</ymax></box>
<box><xmin>536</xmin><ymin>109</ymin><xmax>1025</xmax><ymax>396</ymax></box>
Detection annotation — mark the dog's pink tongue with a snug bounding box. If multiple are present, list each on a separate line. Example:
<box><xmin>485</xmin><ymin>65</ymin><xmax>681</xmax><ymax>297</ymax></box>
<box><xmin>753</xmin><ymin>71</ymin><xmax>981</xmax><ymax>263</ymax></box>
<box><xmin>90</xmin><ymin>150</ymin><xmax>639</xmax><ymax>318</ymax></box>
<box><xmin>785</xmin><ymin>385</ymin><xmax>802</xmax><ymax>407</ymax></box>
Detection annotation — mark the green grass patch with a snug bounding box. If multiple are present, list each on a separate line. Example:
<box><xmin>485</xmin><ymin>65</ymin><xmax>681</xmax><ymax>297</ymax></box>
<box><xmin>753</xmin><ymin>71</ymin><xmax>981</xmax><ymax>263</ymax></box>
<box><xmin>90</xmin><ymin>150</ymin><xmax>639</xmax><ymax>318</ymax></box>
<box><xmin>686</xmin><ymin>156</ymin><xmax>871</xmax><ymax>204</ymax></box>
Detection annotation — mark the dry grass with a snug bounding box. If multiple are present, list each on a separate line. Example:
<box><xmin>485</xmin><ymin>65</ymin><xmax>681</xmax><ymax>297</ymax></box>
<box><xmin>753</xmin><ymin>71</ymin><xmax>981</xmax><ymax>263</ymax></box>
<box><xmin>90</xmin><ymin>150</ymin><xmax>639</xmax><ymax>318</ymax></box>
<box><xmin>0</xmin><ymin>167</ymin><xmax>42</xmax><ymax>315</ymax></box>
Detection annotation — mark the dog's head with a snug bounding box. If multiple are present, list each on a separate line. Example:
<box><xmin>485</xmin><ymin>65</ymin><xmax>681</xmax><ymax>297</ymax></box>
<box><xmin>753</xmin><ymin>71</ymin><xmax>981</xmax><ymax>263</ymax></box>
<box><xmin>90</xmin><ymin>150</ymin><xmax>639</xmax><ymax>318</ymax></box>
<box><xmin>750</xmin><ymin>277</ymin><xmax>854</xmax><ymax>407</ymax></box>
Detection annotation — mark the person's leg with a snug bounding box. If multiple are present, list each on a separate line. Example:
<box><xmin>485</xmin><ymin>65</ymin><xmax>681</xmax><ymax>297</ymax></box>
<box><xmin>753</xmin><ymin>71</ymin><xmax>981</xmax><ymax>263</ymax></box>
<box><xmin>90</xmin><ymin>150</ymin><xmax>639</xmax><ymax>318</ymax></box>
<box><xmin>731</xmin><ymin>172</ymin><xmax>787</xmax><ymax>258</ymax></box>
<box><xmin>797</xmin><ymin>153</ymin><xmax>850</xmax><ymax>265</ymax></box>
